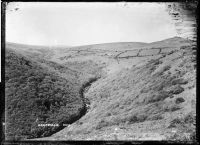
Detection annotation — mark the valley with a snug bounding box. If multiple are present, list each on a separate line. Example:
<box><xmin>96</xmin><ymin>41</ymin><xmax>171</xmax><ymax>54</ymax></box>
<box><xmin>5</xmin><ymin>37</ymin><xmax>196</xmax><ymax>141</ymax></box>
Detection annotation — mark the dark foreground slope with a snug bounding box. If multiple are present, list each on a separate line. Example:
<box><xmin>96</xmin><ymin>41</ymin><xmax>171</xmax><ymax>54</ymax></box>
<box><xmin>5</xmin><ymin>48</ymin><xmax>85</xmax><ymax>140</ymax></box>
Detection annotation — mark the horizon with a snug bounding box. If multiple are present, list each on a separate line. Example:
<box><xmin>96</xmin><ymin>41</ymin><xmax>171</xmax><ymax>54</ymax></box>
<box><xmin>6</xmin><ymin>2</ymin><xmax>178</xmax><ymax>46</ymax></box>
<box><xmin>6</xmin><ymin>36</ymin><xmax>185</xmax><ymax>48</ymax></box>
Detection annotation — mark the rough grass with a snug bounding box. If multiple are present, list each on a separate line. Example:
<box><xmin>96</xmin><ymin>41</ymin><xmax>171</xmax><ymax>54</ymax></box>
<box><xmin>166</xmin><ymin>112</ymin><xmax>196</xmax><ymax>142</ymax></box>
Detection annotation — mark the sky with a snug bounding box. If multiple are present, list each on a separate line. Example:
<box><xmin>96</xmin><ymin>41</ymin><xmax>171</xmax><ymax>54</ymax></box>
<box><xmin>6</xmin><ymin>2</ymin><xmax>178</xmax><ymax>46</ymax></box>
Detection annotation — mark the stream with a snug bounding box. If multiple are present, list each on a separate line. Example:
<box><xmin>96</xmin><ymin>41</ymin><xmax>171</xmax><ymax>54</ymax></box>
<box><xmin>79</xmin><ymin>77</ymin><xmax>100</xmax><ymax>115</ymax></box>
<box><xmin>30</xmin><ymin>77</ymin><xmax>100</xmax><ymax>139</ymax></box>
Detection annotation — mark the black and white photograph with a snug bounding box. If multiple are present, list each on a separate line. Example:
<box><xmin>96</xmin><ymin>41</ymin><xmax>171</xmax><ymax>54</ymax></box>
<box><xmin>3</xmin><ymin>1</ymin><xmax>197</xmax><ymax>142</ymax></box>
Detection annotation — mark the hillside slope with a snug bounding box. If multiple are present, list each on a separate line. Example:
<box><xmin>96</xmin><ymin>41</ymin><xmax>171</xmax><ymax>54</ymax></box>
<box><xmin>31</xmin><ymin>38</ymin><xmax>196</xmax><ymax>141</ymax></box>
<box><xmin>5</xmin><ymin>48</ymin><xmax>85</xmax><ymax>140</ymax></box>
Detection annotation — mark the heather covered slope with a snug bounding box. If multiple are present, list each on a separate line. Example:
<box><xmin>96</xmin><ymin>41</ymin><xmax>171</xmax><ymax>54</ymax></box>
<box><xmin>5</xmin><ymin>48</ymin><xmax>85</xmax><ymax>140</ymax></box>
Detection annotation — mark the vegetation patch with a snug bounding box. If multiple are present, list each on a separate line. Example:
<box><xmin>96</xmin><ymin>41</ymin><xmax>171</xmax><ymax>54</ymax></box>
<box><xmin>175</xmin><ymin>97</ymin><xmax>185</xmax><ymax>104</ymax></box>
<box><xmin>95</xmin><ymin>119</ymin><xmax>111</xmax><ymax>130</ymax></box>
<box><xmin>167</xmin><ymin>85</ymin><xmax>184</xmax><ymax>95</ymax></box>
<box><xmin>147</xmin><ymin>114</ymin><xmax>163</xmax><ymax>121</ymax></box>
<box><xmin>127</xmin><ymin>114</ymin><xmax>148</xmax><ymax>124</ymax></box>
<box><xmin>146</xmin><ymin>91</ymin><xmax>170</xmax><ymax>104</ymax></box>
<box><xmin>171</xmin><ymin>78</ymin><xmax>188</xmax><ymax>85</ymax></box>
<box><xmin>153</xmin><ymin>65</ymin><xmax>171</xmax><ymax>76</ymax></box>
<box><xmin>163</xmin><ymin>104</ymin><xmax>181</xmax><ymax>112</ymax></box>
